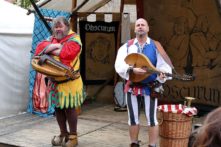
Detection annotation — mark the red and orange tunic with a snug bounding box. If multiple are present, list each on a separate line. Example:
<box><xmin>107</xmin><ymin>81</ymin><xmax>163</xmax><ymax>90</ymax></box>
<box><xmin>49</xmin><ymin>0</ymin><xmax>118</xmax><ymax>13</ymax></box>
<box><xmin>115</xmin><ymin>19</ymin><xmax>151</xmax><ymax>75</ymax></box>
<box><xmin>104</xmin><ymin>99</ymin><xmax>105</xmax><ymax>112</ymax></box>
<box><xmin>35</xmin><ymin>30</ymin><xmax>85</xmax><ymax>109</ymax></box>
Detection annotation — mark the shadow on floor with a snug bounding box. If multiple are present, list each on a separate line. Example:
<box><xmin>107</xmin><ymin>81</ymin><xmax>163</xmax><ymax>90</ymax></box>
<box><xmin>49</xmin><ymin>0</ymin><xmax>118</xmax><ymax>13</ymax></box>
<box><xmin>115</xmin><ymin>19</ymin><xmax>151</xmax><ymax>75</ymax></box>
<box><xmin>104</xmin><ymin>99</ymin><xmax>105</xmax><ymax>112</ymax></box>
<box><xmin>0</xmin><ymin>143</ymin><xmax>19</xmax><ymax>147</ymax></box>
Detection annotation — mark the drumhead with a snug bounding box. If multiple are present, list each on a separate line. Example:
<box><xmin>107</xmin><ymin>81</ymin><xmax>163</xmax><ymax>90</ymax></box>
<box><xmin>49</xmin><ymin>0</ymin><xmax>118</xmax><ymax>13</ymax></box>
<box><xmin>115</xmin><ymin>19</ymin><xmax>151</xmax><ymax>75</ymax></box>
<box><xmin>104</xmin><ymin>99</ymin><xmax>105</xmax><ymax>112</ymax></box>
<box><xmin>114</xmin><ymin>81</ymin><xmax>127</xmax><ymax>108</ymax></box>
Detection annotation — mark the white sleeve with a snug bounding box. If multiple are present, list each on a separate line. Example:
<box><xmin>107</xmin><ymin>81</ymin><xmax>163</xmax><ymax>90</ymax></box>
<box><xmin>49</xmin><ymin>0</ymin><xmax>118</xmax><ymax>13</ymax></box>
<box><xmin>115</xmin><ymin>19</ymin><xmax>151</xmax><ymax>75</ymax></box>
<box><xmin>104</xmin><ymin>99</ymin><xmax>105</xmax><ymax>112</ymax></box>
<box><xmin>156</xmin><ymin>50</ymin><xmax>172</xmax><ymax>83</ymax></box>
<box><xmin>114</xmin><ymin>44</ymin><xmax>130</xmax><ymax>80</ymax></box>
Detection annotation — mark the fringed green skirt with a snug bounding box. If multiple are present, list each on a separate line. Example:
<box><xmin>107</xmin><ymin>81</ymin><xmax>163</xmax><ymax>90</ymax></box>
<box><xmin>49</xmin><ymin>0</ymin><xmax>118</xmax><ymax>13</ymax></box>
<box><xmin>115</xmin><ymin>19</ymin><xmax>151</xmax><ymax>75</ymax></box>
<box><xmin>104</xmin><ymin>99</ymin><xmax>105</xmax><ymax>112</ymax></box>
<box><xmin>48</xmin><ymin>77</ymin><xmax>86</xmax><ymax>109</ymax></box>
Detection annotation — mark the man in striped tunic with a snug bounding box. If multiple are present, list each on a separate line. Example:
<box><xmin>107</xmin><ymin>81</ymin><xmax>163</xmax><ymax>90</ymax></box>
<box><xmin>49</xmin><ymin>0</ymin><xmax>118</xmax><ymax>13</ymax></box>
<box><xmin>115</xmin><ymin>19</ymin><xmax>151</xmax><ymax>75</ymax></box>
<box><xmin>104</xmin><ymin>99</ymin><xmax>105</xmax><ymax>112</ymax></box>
<box><xmin>115</xmin><ymin>18</ymin><xmax>172</xmax><ymax>147</ymax></box>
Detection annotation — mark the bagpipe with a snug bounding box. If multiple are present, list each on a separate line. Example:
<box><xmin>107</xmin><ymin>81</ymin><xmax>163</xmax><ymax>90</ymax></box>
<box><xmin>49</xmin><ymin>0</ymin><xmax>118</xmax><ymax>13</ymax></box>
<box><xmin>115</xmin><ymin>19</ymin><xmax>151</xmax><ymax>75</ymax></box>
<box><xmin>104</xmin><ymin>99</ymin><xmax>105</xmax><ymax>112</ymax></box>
<box><xmin>31</xmin><ymin>54</ymin><xmax>80</xmax><ymax>83</ymax></box>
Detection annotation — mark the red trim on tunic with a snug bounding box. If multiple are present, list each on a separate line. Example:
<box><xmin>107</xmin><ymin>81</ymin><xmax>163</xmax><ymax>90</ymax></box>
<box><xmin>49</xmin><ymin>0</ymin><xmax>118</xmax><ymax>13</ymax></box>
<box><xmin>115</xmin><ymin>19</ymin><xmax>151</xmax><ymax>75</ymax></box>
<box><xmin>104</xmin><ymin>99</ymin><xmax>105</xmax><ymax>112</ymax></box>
<box><xmin>124</xmin><ymin>80</ymin><xmax>143</xmax><ymax>96</ymax></box>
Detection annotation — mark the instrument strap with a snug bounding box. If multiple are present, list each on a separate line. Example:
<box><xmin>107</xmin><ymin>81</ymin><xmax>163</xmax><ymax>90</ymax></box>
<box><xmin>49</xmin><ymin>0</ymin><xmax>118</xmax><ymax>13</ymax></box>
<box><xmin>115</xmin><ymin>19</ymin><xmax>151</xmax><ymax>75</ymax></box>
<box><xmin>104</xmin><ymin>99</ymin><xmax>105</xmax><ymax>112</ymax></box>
<box><xmin>49</xmin><ymin>73</ymin><xmax>80</xmax><ymax>84</ymax></box>
<box><xmin>71</xmin><ymin>57</ymin><xmax>79</xmax><ymax>71</ymax></box>
<box><xmin>153</xmin><ymin>40</ymin><xmax>174</xmax><ymax>70</ymax></box>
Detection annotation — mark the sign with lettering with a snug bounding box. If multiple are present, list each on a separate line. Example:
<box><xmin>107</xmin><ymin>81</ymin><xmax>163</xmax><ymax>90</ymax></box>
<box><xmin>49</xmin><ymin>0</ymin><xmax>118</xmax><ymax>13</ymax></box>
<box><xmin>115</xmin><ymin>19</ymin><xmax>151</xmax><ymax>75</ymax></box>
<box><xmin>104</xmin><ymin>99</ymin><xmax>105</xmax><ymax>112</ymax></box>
<box><xmin>79</xmin><ymin>21</ymin><xmax>119</xmax><ymax>85</ymax></box>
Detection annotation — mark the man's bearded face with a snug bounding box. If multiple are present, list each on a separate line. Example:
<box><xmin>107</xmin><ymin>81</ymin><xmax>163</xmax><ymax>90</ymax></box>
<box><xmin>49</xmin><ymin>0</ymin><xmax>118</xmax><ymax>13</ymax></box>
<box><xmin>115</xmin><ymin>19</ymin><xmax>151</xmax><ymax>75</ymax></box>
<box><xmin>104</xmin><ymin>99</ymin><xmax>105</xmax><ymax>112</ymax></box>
<box><xmin>53</xmin><ymin>22</ymin><xmax>69</xmax><ymax>40</ymax></box>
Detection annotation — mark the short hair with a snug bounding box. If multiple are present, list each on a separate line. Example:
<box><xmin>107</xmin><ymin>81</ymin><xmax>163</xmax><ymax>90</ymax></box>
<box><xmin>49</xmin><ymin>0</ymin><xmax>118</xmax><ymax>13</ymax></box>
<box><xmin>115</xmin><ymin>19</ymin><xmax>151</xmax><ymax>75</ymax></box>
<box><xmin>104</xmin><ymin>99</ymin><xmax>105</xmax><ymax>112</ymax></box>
<box><xmin>52</xmin><ymin>16</ymin><xmax>70</xmax><ymax>30</ymax></box>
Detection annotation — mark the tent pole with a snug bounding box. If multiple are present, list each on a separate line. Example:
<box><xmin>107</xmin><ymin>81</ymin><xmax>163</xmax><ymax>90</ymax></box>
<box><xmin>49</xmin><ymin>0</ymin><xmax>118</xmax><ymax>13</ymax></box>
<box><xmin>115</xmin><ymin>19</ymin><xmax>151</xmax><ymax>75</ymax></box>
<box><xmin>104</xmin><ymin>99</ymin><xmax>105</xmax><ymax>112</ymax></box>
<box><xmin>71</xmin><ymin>0</ymin><xmax>90</xmax><ymax>32</ymax></box>
<box><xmin>136</xmin><ymin>0</ymin><xmax>144</xmax><ymax>18</ymax></box>
<box><xmin>114</xmin><ymin>0</ymin><xmax>125</xmax><ymax>86</ymax></box>
<box><xmin>29</xmin><ymin>0</ymin><xmax>52</xmax><ymax>34</ymax></box>
<box><xmin>83</xmin><ymin>0</ymin><xmax>111</xmax><ymax>12</ymax></box>
<box><xmin>71</xmin><ymin>0</ymin><xmax>78</xmax><ymax>32</ymax></box>
<box><xmin>71</xmin><ymin>0</ymin><xmax>89</xmax><ymax>14</ymax></box>
<box><xmin>27</xmin><ymin>0</ymin><xmax>51</xmax><ymax>15</ymax></box>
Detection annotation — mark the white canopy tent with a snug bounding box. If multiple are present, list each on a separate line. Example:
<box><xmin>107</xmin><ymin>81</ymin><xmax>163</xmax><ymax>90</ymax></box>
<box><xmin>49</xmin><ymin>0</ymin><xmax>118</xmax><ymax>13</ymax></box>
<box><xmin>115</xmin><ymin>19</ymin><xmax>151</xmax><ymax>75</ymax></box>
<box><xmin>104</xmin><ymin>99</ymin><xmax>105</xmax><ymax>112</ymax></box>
<box><xmin>0</xmin><ymin>0</ymin><xmax>34</xmax><ymax>117</ymax></box>
<box><xmin>36</xmin><ymin>0</ymin><xmax>134</xmax><ymax>43</ymax></box>
<box><xmin>36</xmin><ymin>0</ymin><xmax>114</xmax><ymax>13</ymax></box>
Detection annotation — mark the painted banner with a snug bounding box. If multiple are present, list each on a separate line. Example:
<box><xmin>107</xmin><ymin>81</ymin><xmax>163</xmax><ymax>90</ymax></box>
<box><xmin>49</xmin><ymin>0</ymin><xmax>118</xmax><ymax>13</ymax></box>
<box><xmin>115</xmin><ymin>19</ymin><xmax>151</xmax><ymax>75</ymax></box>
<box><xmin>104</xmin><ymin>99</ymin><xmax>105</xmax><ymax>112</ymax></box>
<box><xmin>143</xmin><ymin>0</ymin><xmax>221</xmax><ymax>107</ymax></box>
<box><xmin>79</xmin><ymin>21</ymin><xmax>119</xmax><ymax>84</ymax></box>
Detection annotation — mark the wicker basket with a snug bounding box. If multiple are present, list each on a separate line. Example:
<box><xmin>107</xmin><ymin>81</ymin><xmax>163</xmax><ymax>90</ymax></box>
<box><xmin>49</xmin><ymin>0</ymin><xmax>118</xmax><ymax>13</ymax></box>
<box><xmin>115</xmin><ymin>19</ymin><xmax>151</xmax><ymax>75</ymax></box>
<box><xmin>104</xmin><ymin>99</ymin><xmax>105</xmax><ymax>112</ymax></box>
<box><xmin>158</xmin><ymin>111</ymin><xmax>193</xmax><ymax>147</ymax></box>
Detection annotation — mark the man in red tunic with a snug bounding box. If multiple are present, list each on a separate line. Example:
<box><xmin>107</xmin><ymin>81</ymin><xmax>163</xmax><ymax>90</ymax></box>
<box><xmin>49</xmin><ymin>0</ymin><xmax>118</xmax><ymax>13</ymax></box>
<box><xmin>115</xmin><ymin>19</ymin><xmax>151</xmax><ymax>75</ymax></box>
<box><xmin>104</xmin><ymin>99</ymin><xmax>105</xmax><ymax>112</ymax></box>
<box><xmin>35</xmin><ymin>16</ymin><xmax>85</xmax><ymax>147</ymax></box>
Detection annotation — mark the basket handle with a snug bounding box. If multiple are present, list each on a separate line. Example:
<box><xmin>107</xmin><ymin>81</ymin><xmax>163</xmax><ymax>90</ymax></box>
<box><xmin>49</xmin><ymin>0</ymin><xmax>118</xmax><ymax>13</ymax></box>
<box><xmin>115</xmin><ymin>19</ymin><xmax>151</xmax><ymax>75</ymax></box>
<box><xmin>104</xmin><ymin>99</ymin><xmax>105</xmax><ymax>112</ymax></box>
<box><xmin>157</xmin><ymin>111</ymin><xmax>163</xmax><ymax>125</ymax></box>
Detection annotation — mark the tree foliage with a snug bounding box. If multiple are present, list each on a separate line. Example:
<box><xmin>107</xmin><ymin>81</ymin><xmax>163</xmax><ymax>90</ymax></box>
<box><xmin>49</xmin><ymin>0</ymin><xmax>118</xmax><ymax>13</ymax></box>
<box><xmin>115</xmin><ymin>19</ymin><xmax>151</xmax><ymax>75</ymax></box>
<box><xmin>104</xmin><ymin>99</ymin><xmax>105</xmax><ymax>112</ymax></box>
<box><xmin>20</xmin><ymin>0</ymin><xmax>31</xmax><ymax>9</ymax></box>
<box><xmin>18</xmin><ymin>0</ymin><xmax>39</xmax><ymax>9</ymax></box>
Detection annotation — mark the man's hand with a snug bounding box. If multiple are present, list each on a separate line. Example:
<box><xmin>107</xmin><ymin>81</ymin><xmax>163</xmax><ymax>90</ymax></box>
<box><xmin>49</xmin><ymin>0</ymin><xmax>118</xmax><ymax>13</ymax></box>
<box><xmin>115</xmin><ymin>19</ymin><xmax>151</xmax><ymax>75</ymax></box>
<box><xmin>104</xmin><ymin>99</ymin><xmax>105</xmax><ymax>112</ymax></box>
<box><xmin>45</xmin><ymin>43</ymin><xmax>62</xmax><ymax>55</ymax></box>
<box><xmin>159</xmin><ymin>73</ymin><xmax>166</xmax><ymax>81</ymax></box>
<box><xmin>51</xmin><ymin>49</ymin><xmax>61</xmax><ymax>56</ymax></box>
<box><xmin>132</xmin><ymin>67</ymin><xmax>146</xmax><ymax>75</ymax></box>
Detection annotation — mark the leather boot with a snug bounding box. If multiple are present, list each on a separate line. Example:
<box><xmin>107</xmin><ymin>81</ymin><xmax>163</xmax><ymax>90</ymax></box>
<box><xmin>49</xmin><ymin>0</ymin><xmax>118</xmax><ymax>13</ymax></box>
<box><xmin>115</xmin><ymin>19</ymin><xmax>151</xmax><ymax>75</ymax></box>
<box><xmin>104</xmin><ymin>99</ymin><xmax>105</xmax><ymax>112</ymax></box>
<box><xmin>51</xmin><ymin>135</ymin><xmax>65</xmax><ymax>146</ymax></box>
<box><xmin>62</xmin><ymin>135</ymin><xmax>78</xmax><ymax>147</ymax></box>
<box><xmin>130</xmin><ymin>142</ymin><xmax>140</xmax><ymax>147</ymax></box>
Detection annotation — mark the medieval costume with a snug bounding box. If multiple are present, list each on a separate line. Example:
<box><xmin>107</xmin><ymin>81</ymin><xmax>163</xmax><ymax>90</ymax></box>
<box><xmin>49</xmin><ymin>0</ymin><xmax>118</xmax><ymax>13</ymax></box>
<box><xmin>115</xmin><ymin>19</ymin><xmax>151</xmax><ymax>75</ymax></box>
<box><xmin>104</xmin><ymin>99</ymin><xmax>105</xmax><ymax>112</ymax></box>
<box><xmin>35</xmin><ymin>29</ymin><xmax>85</xmax><ymax>147</ymax></box>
